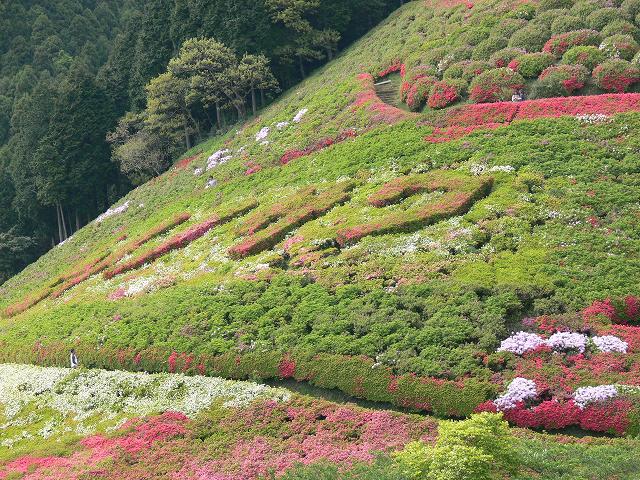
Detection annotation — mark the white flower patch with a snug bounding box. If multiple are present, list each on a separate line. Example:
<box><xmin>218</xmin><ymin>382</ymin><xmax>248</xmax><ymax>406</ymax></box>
<box><xmin>592</xmin><ymin>335</ymin><xmax>628</xmax><ymax>353</ymax></box>
<box><xmin>573</xmin><ymin>384</ymin><xmax>618</xmax><ymax>410</ymax></box>
<box><xmin>205</xmin><ymin>178</ymin><xmax>218</xmax><ymax>189</ymax></box>
<box><xmin>489</xmin><ymin>165</ymin><xmax>515</xmax><ymax>173</ymax></box>
<box><xmin>494</xmin><ymin>377</ymin><xmax>537</xmax><ymax>411</ymax></box>
<box><xmin>276</xmin><ymin>121</ymin><xmax>290</xmax><ymax>130</ymax></box>
<box><xmin>293</xmin><ymin>108</ymin><xmax>308</xmax><ymax>123</ymax></box>
<box><xmin>0</xmin><ymin>364</ymin><xmax>291</xmax><ymax>443</ymax></box>
<box><xmin>497</xmin><ymin>332</ymin><xmax>546</xmax><ymax>355</ymax></box>
<box><xmin>207</xmin><ymin>149</ymin><xmax>232</xmax><ymax>171</ymax></box>
<box><xmin>576</xmin><ymin>113</ymin><xmax>610</xmax><ymax>124</ymax></box>
<box><xmin>193</xmin><ymin>167</ymin><xmax>204</xmax><ymax>177</ymax></box>
<box><xmin>546</xmin><ymin>332</ymin><xmax>588</xmax><ymax>353</ymax></box>
<box><xmin>255</xmin><ymin>127</ymin><xmax>270</xmax><ymax>142</ymax></box>
<box><xmin>96</xmin><ymin>201</ymin><xmax>130</xmax><ymax>224</ymax></box>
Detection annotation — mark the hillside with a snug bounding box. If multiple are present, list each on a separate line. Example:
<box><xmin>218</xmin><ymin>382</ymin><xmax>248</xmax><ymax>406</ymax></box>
<box><xmin>2</xmin><ymin>0</ymin><xmax>640</xmax><ymax>477</ymax></box>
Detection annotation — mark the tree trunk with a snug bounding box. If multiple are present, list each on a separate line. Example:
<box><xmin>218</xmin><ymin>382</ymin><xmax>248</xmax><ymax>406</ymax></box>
<box><xmin>55</xmin><ymin>204</ymin><xmax>63</xmax><ymax>244</ymax></box>
<box><xmin>326</xmin><ymin>47</ymin><xmax>333</xmax><ymax>61</ymax></box>
<box><xmin>60</xmin><ymin>204</ymin><xmax>68</xmax><ymax>240</ymax></box>
<box><xmin>184</xmin><ymin>125</ymin><xmax>192</xmax><ymax>150</ymax></box>
<box><xmin>260</xmin><ymin>88</ymin><xmax>265</xmax><ymax>107</ymax></box>
<box><xmin>251</xmin><ymin>87</ymin><xmax>257</xmax><ymax>116</ymax></box>
<box><xmin>75</xmin><ymin>210</ymin><xmax>80</xmax><ymax>232</ymax></box>
<box><xmin>298</xmin><ymin>55</ymin><xmax>306</xmax><ymax>78</ymax></box>
<box><xmin>215</xmin><ymin>102</ymin><xmax>222</xmax><ymax>130</ymax></box>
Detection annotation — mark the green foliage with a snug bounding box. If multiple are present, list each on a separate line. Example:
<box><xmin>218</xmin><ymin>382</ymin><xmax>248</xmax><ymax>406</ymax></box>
<box><xmin>395</xmin><ymin>413</ymin><xmax>520</xmax><ymax>480</ymax></box>
<box><xmin>551</xmin><ymin>15</ymin><xmax>587</xmax><ymax>34</ymax></box>
<box><xmin>600</xmin><ymin>34</ymin><xmax>640</xmax><ymax>61</ymax></box>
<box><xmin>514</xmin><ymin>52</ymin><xmax>556</xmax><ymax>78</ymax></box>
<box><xmin>561</xmin><ymin>46</ymin><xmax>606</xmax><ymax>71</ymax></box>
<box><xmin>508</xmin><ymin>25</ymin><xmax>551</xmax><ymax>52</ymax></box>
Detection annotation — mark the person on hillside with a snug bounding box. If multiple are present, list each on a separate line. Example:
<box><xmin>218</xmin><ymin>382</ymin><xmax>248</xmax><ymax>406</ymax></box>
<box><xmin>70</xmin><ymin>349</ymin><xmax>79</xmax><ymax>369</ymax></box>
<box><xmin>511</xmin><ymin>89</ymin><xmax>525</xmax><ymax>102</ymax></box>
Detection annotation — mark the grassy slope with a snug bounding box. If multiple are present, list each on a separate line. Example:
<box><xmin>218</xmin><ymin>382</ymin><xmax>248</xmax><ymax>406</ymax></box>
<box><xmin>0</xmin><ymin>0</ymin><xmax>639</xmax><ymax>421</ymax></box>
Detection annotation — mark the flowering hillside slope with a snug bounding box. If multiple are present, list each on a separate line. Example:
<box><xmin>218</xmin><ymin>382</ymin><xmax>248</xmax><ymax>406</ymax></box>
<box><xmin>2</xmin><ymin>0</ymin><xmax>640</xmax><ymax>445</ymax></box>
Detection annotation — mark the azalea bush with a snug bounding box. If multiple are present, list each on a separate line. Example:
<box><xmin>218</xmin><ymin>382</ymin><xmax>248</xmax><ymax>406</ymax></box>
<box><xmin>561</xmin><ymin>45</ymin><xmax>605</xmax><ymax>71</ymax></box>
<box><xmin>543</xmin><ymin>29</ymin><xmax>601</xmax><ymax>57</ymax></box>
<box><xmin>469</xmin><ymin>68</ymin><xmax>525</xmax><ymax>102</ymax></box>
<box><xmin>533</xmin><ymin>64</ymin><xmax>589</xmax><ymax>97</ymax></box>
<box><xmin>509</xmin><ymin>52</ymin><xmax>555</xmax><ymax>78</ymax></box>
<box><xmin>427</xmin><ymin>79</ymin><xmax>466</xmax><ymax>109</ymax></box>
<box><xmin>592</xmin><ymin>59</ymin><xmax>640</xmax><ymax>92</ymax></box>
<box><xmin>599</xmin><ymin>34</ymin><xmax>640</xmax><ymax>61</ymax></box>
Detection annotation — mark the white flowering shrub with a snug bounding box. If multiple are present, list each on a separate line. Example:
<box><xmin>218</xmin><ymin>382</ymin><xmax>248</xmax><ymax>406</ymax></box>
<box><xmin>591</xmin><ymin>335</ymin><xmax>628</xmax><ymax>353</ymax></box>
<box><xmin>494</xmin><ymin>377</ymin><xmax>537</xmax><ymax>411</ymax></box>
<box><xmin>497</xmin><ymin>332</ymin><xmax>545</xmax><ymax>355</ymax></box>
<box><xmin>276</xmin><ymin>121</ymin><xmax>290</xmax><ymax>130</ymax></box>
<box><xmin>207</xmin><ymin>149</ymin><xmax>232</xmax><ymax>171</ymax></box>
<box><xmin>96</xmin><ymin>201</ymin><xmax>130</xmax><ymax>224</ymax></box>
<box><xmin>255</xmin><ymin>127</ymin><xmax>270</xmax><ymax>142</ymax></box>
<box><xmin>575</xmin><ymin>113</ymin><xmax>610</xmax><ymax>124</ymax></box>
<box><xmin>545</xmin><ymin>332</ymin><xmax>588</xmax><ymax>353</ymax></box>
<box><xmin>573</xmin><ymin>384</ymin><xmax>618</xmax><ymax>409</ymax></box>
<box><xmin>0</xmin><ymin>364</ymin><xmax>290</xmax><ymax>449</ymax></box>
<box><xmin>292</xmin><ymin>108</ymin><xmax>308</xmax><ymax>123</ymax></box>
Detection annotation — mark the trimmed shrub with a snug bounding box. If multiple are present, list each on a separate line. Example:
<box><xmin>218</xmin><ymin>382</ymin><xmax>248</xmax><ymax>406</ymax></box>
<box><xmin>533</xmin><ymin>64</ymin><xmax>589</xmax><ymax>97</ymax></box>
<box><xmin>459</xmin><ymin>27</ymin><xmax>491</xmax><ymax>46</ymax></box>
<box><xmin>543</xmin><ymin>29</ymin><xmax>601</xmax><ymax>56</ymax></box>
<box><xmin>593</xmin><ymin>59</ymin><xmax>640</xmax><ymax>91</ymax></box>
<box><xmin>443</xmin><ymin>60</ymin><xmax>492</xmax><ymax>82</ymax></box>
<box><xmin>406</xmin><ymin>76</ymin><xmax>437</xmax><ymax>110</ymax></box>
<box><xmin>539</xmin><ymin>0</ymin><xmax>573</xmax><ymax>11</ymax></box>
<box><xmin>601</xmin><ymin>20</ymin><xmax>640</xmax><ymax>40</ymax></box>
<box><xmin>562</xmin><ymin>45</ymin><xmax>606</xmax><ymax>71</ymax></box>
<box><xmin>493</xmin><ymin>18</ymin><xmax>528</xmax><ymax>38</ymax></box>
<box><xmin>533</xmin><ymin>9</ymin><xmax>571</xmax><ymax>29</ymax></box>
<box><xmin>622</xmin><ymin>0</ymin><xmax>640</xmax><ymax>17</ymax></box>
<box><xmin>490</xmin><ymin>47</ymin><xmax>526</xmax><ymax>68</ymax></box>
<box><xmin>570</xmin><ymin>0</ymin><xmax>602</xmax><ymax>19</ymax></box>
<box><xmin>407</xmin><ymin>64</ymin><xmax>438</xmax><ymax>82</ymax></box>
<box><xmin>510</xmin><ymin>52</ymin><xmax>556</xmax><ymax>78</ymax></box>
<box><xmin>469</xmin><ymin>68</ymin><xmax>525</xmax><ymax>103</ymax></box>
<box><xmin>599</xmin><ymin>34</ymin><xmax>640</xmax><ymax>60</ymax></box>
<box><xmin>508</xmin><ymin>25</ymin><xmax>551</xmax><ymax>52</ymax></box>
<box><xmin>633</xmin><ymin>50</ymin><xmax>640</xmax><ymax>65</ymax></box>
<box><xmin>472</xmin><ymin>36</ymin><xmax>509</xmax><ymax>60</ymax></box>
<box><xmin>587</xmin><ymin>8</ymin><xmax>626</xmax><ymax>30</ymax></box>
<box><xmin>507</xmin><ymin>3</ymin><xmax>537</xmax><ymax>20</ymax></box>
<box><xmin>551</xmin><ymin>15</ymin><xmax>587</xmax><ymax>34</ymax></box>
<box><xmin>428</xmin><ymin>79</ymin><xmax>467</xmax><ymax>109</ymax></box>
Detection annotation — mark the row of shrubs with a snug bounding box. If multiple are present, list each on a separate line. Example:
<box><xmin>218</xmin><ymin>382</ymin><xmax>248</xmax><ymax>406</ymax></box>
<box><xmin>0</xmin><ymin>341</ymin><xmax>496</xmax><ymax>418</ymax></box>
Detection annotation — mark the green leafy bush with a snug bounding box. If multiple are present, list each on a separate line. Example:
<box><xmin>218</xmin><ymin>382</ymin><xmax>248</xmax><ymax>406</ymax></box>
<box><xmin>493</xmin><ymin>18</ymin><xmax>528</xmax><ymax>38</ymax></box>
<box><xmin>533</xmin><ymin>64</ymin><xmax>589</xmax><ymax>97</ymax></box>
<box><xmin>561</xmin><ymin>45</ymin><xmax>606</xmax><ymax>71</ymax></box>
<box><xmin>551</xmin><ymin>15</ymin><xmax>587</xmax><ymax>34</ymax></box>
<box><xmin>508</xmin><ymin>25</ymin><xmax>551</xmax><ymax>52</ymax></box>
<box><xmin>444</xmin><ymin>60</ymin><xmax>492</xmax><ymax>82</ymax></box>
<box><xmin>543</xmin><ymin>29</ymin><xmax>601</xmax><ymax>57</ymax></box>
<box><xmin>601</xmin><ymin>20</ymin><xmax>640</xmax><ymax>40</ymax></box>
<box><xmin>511</xmin><ymin>52</ymin><xmax>556</xmax><ymax>78</ymax></box>
<box><xmin>586</xmin><ymin>8</ymin><xmax>626</xmax><ymax>30</ymax></box>
<box><xmin>538</xmin><ymin>0</ymin><xmax>573</xmax><ymax>11</ymax></box>
<box><xmin>469</xmin><ymin>68</ymin><xmax>525</xmax><ymax>102</ymax></box>
<box><xmin>472</xmin><ymin>36</ymin><xmax>509</xmax><ymax>60</ymax></box>
<box><xmin>599</xmin><ymin>34</ymin><xmax>640</xmax><ymax>60</ymax></box>
<box><xmin>593</xmin><ymin>58</ymin><xmax>640</xmax><ymax>91</ymax></box>
<box><xmin>490</xmin><ymin>47</ymin><xmax>526</xmax><ymax>68</ymax></box>
<box><xmin>570</xmin><ymin>0</ymin><xmax>603</xmax><ymax>19</ymax></box>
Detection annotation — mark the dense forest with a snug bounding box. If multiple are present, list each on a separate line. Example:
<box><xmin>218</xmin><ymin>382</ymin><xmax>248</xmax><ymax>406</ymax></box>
<box><xmin>0</xmin><ymin>0</ymin><xmax>400</xmax><ymax>283</ymax></box>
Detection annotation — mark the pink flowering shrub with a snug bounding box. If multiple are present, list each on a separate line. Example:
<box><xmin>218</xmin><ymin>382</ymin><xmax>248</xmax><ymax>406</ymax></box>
<box><xmin>536</xmin><ymin>64</ymin><xmax>589</xmax><ymax>96</ymax></box>
<box><xmin>543</xmin><ymin>29</ymin><xmax>601</xmax><ymax>57</ymax></box>
<box><xmin>469</xmin><ymin>68</ymin><xmax>525</xmax><ymax>103</ymax></box>
<box><xmin>593</xmin><ymin>59</ymin><xmax>640</xmax><ymax>92</ymax></box>
<box><xmin>428</xmin><ymin>79</ymin><xmax>465</xmax><ymax>109</ymax></box>
<box><xmin>280</xmin><ymin>129</ymin><xmax>357</xmax><ymax>165</ymax></box>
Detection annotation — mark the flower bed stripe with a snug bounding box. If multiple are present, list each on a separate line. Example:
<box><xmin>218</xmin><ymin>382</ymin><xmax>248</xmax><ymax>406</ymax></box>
<box><xmin>425</xmin><ymin>93</ymin><xmax>640</xmax><ymax>142</ymax></box>
<box><xmin>0</xmin><ymin>342</ymin><xmax>496</xmax><ymax>419</ymax></box>
<box><xmin>228</xmin><ymin>182</ymin><xmax>355</xmax><ymax>259</ymax></box>
<box><xmin>336</xmin><ymin>172</ymin><xmax>492</xmax><ymax>246</ymax></box>
<box><xmin>105</xmin><ymin>200</ymin><xmax>257</xmax><ymax>279</ymax></box>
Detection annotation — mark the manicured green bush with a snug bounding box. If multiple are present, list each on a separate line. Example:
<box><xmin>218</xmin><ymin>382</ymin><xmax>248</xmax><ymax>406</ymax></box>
<box><xmin>593</xmin><ymin>58</ymin><xmax>640</xmax><ymax>91</ymax></box>
<box><xmin>621</xmin><ymin>0</ymin><xmax>640</xmax><ymax>18</ymax></box>
<box><xmin>510</xmin><ymin>52</ymin><xmax>556</xmax><ymax>78</ymax></box>
<box><xmin>459</xmin><ymin>27</ymin><xmax>491</xmax><ymax>46</ymax></box>
<box><xmin>469</xmin><ymin>68</ymin><xmax>525</xmax><ymax>102</ymax></box>
<box><xmin>551</xmin><ymin>15</ymin><xmax>587</xmax><ymax>34</ymax></box>
<box><xmin>599</xmin><ymin>34</ymin><xmax>640</xmax><ymax>60</ymax></box>
<box><xmin>490</xmin><ymin>47</ymin><xmax>527</xmax><ymax>68</ymax></box>
<box><xmin>507</xmin><ymin>3</ymin><xmax>537</xmax><ymax>20</ymax></box>
<box><xmin>561</xmin><ymin>45</ymin><xmax>606</xmax><ymax>71</ymax></box>
<box><xmin>444</xmin><ymin>60</ymin><xmax>492</xmax><ymax>82</ymax></box>
<box><xmin>533</xmin><ymin>64</ymin><xmax>589</xmax><ymax>97</ymax></box>
<box><xmin>587</xmin><ymin>7</ymin><xmax>626</xmax><ymax>30</ymax></box>
<box><xmin>539</xmin><ymin>0</ymin><xmax>574</xmax><ymax>11</ymax></box>
<box><xmin>508</xmin><ymin>25</ymin><xmax>551</xmax><ymax>52</ymax></box>
<box><xmin>472</xmin><ymin>36</ymin><xmax>509</xmax><ymax>60</ymax></box>
<box><xmin>570</xmin><ymin>0</ymin><xmax>603</xmax><ymax>19</ymax></box>
<box><xmin>493</xmin><ymin>18</ymin><xmax>528</xmax><ymax>38</ymax></box>
<box><xmin>543</xmin><ymin>29</ymin><xmax>601</xmax><ymax>57</ymax></box>
<box><xmin>601</xmin><ymin>20</ymin><xmax>640</xmax><ymax>40</ymax></box>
